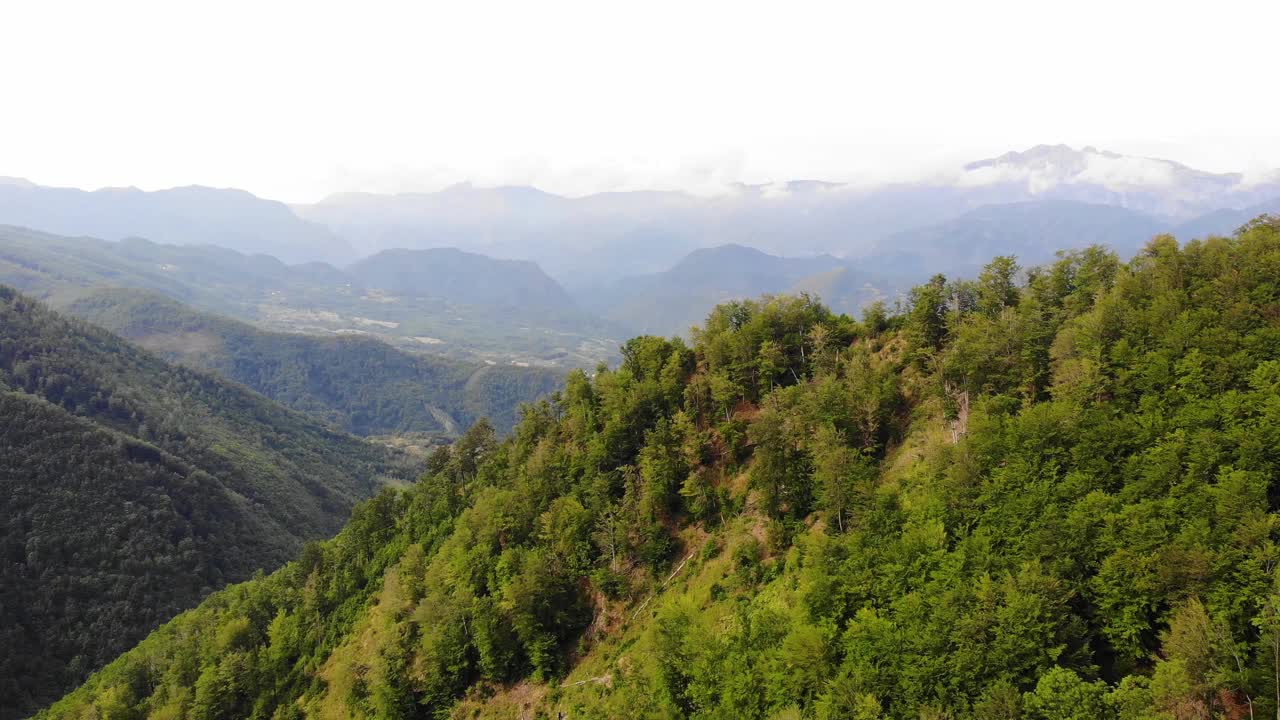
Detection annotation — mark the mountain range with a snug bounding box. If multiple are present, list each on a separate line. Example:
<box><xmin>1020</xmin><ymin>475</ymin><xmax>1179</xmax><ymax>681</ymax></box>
<box><xmin>4</xmin><ymin>146</ymin><xmax>1278</xmax><ymax>291</ymax></box>
<box><xmin>0</xmin><ymin>182</ymin><xmax>352</xmax><ymax>265</ymax></box>
<box><xmin>297</xmin><ymin>144</ymin><xmax>1280</xmax><ymax>283</ymax></box>
<box><xmin>0</xmin><ymin>225</ymin><xmax>620</xmax><ymax>368</ymax></box>
<box><xmin>2</xmin><ymin>145</ymin><xmax>1278</xmax><ymax>355</ymax></box>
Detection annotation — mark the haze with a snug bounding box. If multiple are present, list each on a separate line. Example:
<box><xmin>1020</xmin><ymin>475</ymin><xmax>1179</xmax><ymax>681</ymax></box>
<box><xmin>4</xmin><ymin>0</ymin><xmax>1279</xmax><ymax>202</ymax></box>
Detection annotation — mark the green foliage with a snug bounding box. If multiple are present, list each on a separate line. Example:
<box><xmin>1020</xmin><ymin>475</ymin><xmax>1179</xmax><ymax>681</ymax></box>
<box><xmin>38</xmin><ymin>217</ymin><xmax>1280</xmax><ymax>720</ymax></box>
<box><xmin>1023</xmin><ymin>667</ymin><xmax>1111</xmax><ymax>720</ymax></box>
<box><xmin>0</xmin><ymin>288</ymin><xmax>408</xmax><ymax>719</ymax></box>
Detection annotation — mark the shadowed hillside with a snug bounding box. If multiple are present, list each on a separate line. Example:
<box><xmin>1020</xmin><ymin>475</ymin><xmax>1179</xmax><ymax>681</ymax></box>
<box><xmin>0</xmin><ymin>287</ymin><xmax>411</xmax><ymax>719</ymax></box>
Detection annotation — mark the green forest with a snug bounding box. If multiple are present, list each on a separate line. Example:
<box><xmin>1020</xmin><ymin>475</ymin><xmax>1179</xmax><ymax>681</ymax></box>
<box><xmin>0</xmin><ymin>287</ymin><xmax>412</xmax><ymax>719</ymax></box>
<box><xmin>31</xmin><ymin>217</ymin><xmax>1280</xmax><ymax>719</ymax></box>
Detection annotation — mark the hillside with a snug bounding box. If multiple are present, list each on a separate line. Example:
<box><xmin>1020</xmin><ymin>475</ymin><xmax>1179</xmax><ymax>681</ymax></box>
<box><xmin>40</xmin><ymin>217</ymin><xmax>1280</xmax><ymax>720</ymax></box>
<box><xmin>0</xmin><ymin>225</ymin><xmax>620</xmax><ymax>367</ymax></box>
<box><xmin>65</xmin><ymin>288</ymin><xmax>564</xmax><ymax>436</ymax></box>
<box><xmin>0</xmin><ymin>287</ymin><xmax>411</xmax><ymax>719</ymax></box>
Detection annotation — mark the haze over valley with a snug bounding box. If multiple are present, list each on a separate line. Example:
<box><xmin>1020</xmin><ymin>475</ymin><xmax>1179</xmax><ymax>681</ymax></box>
<box><xmin>3</xmin><ymin>144</ymin><xmax>1279</xmax><ymax>359</ymax></box>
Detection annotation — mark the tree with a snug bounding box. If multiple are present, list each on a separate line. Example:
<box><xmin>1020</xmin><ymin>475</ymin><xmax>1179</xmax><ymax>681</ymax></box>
<box><xmin>907</xmin><ymin>274</ymin><xmax>949</xmax><ymax>359</ymax></box>
<box><xmin>1153</xmin><ymin>598</ymin><xmax>1255</xmax><ymax>720</ymax></box>
<box><xmin>977</xmin><ymin>255</ymin><xmax>1022</xmax><ymax>317</ymax></box>
<box><xmin>861</xmin><ymin>301</ymin><xmax>889</xmax><ymax>337</ymax></box>
<box><xmin>758</xmin><ymin>340</ymin><xmax>785</xmax><ymax>392</ymax></box>
<box><xmin>1023</xmin><ymin>667</ymin><xmax>1112</xmax><ymax>720</ymax></box>
<box><xmin>811</xmin><ymin>425</ymin><xmax>873</xmax><ymax>533</ymax></box>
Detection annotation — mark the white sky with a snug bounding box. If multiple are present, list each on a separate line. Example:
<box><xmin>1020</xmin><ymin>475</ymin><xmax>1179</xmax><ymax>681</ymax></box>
<box><xmin>2</xmin><ymin>0</ymin><xmax>1277</xmax><ymax>202</ymax></box>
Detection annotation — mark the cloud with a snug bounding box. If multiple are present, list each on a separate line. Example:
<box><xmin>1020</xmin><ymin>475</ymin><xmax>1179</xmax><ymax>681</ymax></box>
<box><xmin>1074</xmin><ymin>153</ymin><xmax>1178</xmax><ymax>188</ymax></box>
<box><xmin>951</xmin><ymin>146</ymin><xmax>1184</xmax><ymax>194</ymax></box>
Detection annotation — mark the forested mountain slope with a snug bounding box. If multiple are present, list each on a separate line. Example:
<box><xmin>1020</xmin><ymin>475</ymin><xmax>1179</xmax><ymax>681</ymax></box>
<box><xmin>41</xmin><ymin>217</ymin><xmax>1280</xmax><ymax>720</ymax></box>
<box><xmin>0</xmin><ymin>288</ymin><xmax>411</xmax><ymax>719</ymax></box>
<box><xmin>65</xmin><ymin>288</ymin><xmax>563</xmax><ymax>436</ymax></box>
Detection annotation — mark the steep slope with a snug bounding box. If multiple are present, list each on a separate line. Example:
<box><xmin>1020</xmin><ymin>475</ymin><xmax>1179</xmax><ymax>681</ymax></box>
<box><xmin>42</xmin><ymin>216</ymin><xmax>1280</xmax><ymax>720</ymax></box>
<box><xmin>65</xmin><ymin>288</ymin><xmax>564</xmax><ymax>436</ymax></box>
<box><xmin>0</xmin><ymin>287</ymin><xmax>410</xmax><ymax>719</ymax></box>
<box><xmin>0</xmin><ymin>225</ymin><xmax>620</xmax><ymax>367</ymax></box>
<box><xmin>0</xmin><ymin>181</ymin><xmax>352</xmax><ymax>264</ymax></box>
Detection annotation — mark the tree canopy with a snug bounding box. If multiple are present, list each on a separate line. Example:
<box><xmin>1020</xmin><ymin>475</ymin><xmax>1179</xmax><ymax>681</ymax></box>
<box><xmin>36</xmin><ymin>217</ymin><xmax>1280</xmax><ymax>720</ymax></box>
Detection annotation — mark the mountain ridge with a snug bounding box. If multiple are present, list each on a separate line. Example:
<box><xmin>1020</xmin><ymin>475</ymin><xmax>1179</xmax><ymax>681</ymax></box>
<box><xmin>5</xmin><ymin>144</ymin><xmax>1278</xmax><ymax>293</ymax></box>
<box><xmin>0</xmin><ymin>182</ymin><xmax>352</xmax><ymax>264</ymax></box>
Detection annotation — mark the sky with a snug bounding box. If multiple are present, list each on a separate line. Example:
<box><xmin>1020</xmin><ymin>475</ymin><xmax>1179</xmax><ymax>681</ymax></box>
<box><xmin>2</xmin><ymin>0</ymin><xmax>1278</xmax><ymax>203</ymax></box>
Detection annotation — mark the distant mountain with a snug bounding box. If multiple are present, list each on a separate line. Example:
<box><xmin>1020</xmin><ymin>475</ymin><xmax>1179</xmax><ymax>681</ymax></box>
<box><xmin>347</xmin><ymin>247</ymin><xmax>579</xmax><ymax>313</ymax></box>
<box><xmin>299</xmin><ymin>185</ymin><xmax>710</xmax><ymax>286</ymax></box>
<box><xmin>583</xmin><ymin>244</ymin><xmax>883</xmax><ymax>337</ymax></box>
<box><xmin>0</xmin><ymin>286</ymin><xmax>408</xmax><ymax>719</ymax></box>
<box><xmin>787</xmin><ymin>265</ymin><xmax>893</xmax><ymax>317</ymax></box>
<box><xmin>861</xmin><ymin>200</ymin><xmax>1170</xmax><ymax>277</ymax></box>
<box><xmin>1174</xmin><ymin>196</ymin><xmax>1280</xmax><ymax>240</ymax></box>
<box><xmin>0</xmin><ymin>225</ymin><xmax>620</xmax><ymax>367</ymax></box>
<box><xmin>954</xmin><ymin>145</ymin><xmax>1280</xmax><ymax>220</ymax></box>
<box><xmin>299</xmin><ymin>181</ymin><xmax>984</xmax><ymax>286</ymax></box>
<box><xmin>6</xmin><ymin>144</ymin><xmax>1276</xmax><ymax>288</ymax></box>
<box><xmin>297</xmin><ymin>146</ymin><xmax>1280</xmax><ymax>286</ymax></box>
<box><xmin>659</xmin><ymin>243</ymin><xmax>843</xmax><ymax>290</ymax></box>
<box><xmin>67</xmin><ymin>288</ymin><xmax>563</xmax><ymax>436</ymax></box>
<box><xmin>0</xmin><ymin>180</ymin><xmax>353</xmax><ymax>264</ymax></box>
